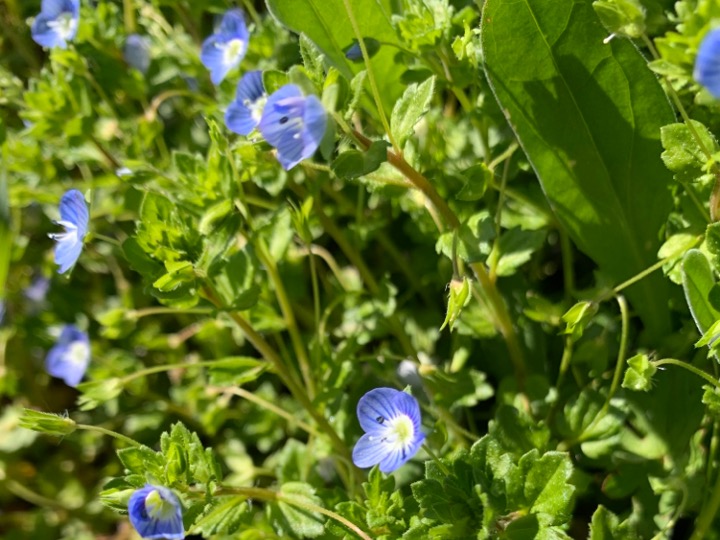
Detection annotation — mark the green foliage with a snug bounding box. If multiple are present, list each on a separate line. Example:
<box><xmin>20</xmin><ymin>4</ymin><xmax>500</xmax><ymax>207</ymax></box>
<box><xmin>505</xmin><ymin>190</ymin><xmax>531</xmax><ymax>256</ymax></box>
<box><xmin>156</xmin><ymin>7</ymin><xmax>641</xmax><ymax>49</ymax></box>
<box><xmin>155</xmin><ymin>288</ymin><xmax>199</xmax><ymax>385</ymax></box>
<box><xmin>482</xmin><ymin>0</ymin><xmax>674</xmax><ymax>337</ymax></box>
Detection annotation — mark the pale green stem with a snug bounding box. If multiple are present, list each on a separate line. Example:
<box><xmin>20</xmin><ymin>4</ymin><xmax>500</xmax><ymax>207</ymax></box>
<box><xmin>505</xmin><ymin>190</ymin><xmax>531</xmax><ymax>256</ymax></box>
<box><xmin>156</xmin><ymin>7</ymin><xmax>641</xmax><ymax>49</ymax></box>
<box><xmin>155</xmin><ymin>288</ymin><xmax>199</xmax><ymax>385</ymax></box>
<box><xmin>76</xmin><ymin>424</ymin><xmax>140</xmax><ymax>447</ymax></box>
<box><xmin>207</xmin><ymin>486</ymin><xmax>372</xmax><ymax>540</ymax></box>
<box><xmin>691</xmin><ymin>467</ymin><xmax>720</xmax><ymax>540</ymax></box>
<box><xmin>207</xmin><ymin>386</ymin><xmax>320</xmax><ymax>438</ymax></box>
<box><xmin>123</xmin><ymin>0</ymin><xmax>136</xmax><ymax>33</ymax></box>
<box><xmin>652</xmin><ymin>358</ymin><xmax>720</xmax><ymax>389</ymax></box>
<box><xmin>423</xmin><ymin>443</ymin><xmax>452</xmax><ymax>476</ymax></box>
<box><xmin>128</xmin><ymin>306</ymin><xmax>213</xmax><ymax>319</ymax></box>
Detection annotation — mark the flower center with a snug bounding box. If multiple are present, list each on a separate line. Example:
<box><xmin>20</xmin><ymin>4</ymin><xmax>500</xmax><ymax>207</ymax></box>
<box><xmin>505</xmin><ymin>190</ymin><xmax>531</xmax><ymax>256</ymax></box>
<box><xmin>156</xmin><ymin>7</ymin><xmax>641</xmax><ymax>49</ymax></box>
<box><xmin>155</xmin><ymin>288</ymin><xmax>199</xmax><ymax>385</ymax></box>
<box><xmin>244</xmin><ymin>95</ymin><xmax>267</xmax><ymax>124</ymax></box>
<box><xmin>223</xmin><ymin>39</ymin><xmax>245</xmax><ymax>65</ymax></box>
<box><xmin>144</xmin><ymin>489</ymin><xmax>177</xmax><ymax>521</ymax></box>
<box><xmin>387</xmin><ymin>415</ymin><xmax>415</xmax><ymax>447</ymax></box>
<box><xmin>48</xmin><ymin>12</ymin><xmax>77</xmax><ymax>41</ymax></box>
<box><xmin>65</xmin><ymin>341</ymin><xmax>89</xmax><ymax>366</ymax></box>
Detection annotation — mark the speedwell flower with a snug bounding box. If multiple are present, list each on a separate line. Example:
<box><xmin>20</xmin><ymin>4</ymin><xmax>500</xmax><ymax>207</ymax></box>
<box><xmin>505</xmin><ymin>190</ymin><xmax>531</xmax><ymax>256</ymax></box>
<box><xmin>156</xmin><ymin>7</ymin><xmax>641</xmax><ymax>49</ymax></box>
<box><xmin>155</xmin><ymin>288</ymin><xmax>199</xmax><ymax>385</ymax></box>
<box><xmin>49</xmin><ymin>189</ymin><xmax>88</xmax><ymax>274</ymax></box>
<box><xmin>31</xmin><ymin>0</ymin><xmax>80</xmax><ymax>50</ymax></box>
<box><xmin>200</xmin><ymin>9</ymin><xmax>249</xmax><ymax>85</ymax></box>
<box><xmin>124</xmin><ymin>34</ymin><xmax>151</xmax><ymax>74</ymax></box>
<box><xmin>258</xmin><ymin>84</ymin><xmax>327</xmax><ymax>170</ymax></box>
<box><xmin>695</xmin><ymin>28</ymin><xmax>720</xmax><ymax>97</ymax></box>
<box><xmin>225</xmin><ymin>70</ymin><xmax>266</xmax><ymax>136</ymax></box>
<box><xmin>128</xmin><ymin>485</ymin><xmax>184</xmax><ymax>540</ymax></box>
<box><xmin>352</xmin><ymin>387</ymin><xmax>425</xmax><ymax>473</ymax></box>
<box><xmin>45</xmin><ymin>325</ymin><xmax>90</xmax><ymax>387</ymax></box>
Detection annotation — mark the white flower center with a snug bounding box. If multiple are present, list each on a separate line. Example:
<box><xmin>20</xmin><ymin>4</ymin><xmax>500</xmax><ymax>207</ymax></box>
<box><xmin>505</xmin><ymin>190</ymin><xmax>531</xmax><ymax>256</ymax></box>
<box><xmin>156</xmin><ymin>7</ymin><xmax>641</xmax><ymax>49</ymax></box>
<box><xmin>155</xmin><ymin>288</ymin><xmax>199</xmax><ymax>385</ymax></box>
<box><xmin>50</xmin><ymin>220</ymin><xmax>79</xmax><ymax>244</ymax></box>
<box><xmin>387</xmin><ymin>415</ymin><xmax>415</xmax><ymax>446</ymax></box>
<box><xmin>145</xmin><ymin>489</ymin><xmax>177</xmax><ymax>520</ymax></box>
<box><xmin>223</xmin><ymin>39</ymin><xmax>245</xmax><ymax>66</ymax></box>
<box><xmin>245</xmin><ymin>95</ymin><xmax>267</xmax><ymax>124</ymax></box>
<box><xmin>65</xmin><ymin>341</ymin><xmax>89</xmax><ymax>367</ymax></box>
<box><xmin>48</xmin><ymin>13</ymin><xmax>77</xmax><ymax>41</ymax></box>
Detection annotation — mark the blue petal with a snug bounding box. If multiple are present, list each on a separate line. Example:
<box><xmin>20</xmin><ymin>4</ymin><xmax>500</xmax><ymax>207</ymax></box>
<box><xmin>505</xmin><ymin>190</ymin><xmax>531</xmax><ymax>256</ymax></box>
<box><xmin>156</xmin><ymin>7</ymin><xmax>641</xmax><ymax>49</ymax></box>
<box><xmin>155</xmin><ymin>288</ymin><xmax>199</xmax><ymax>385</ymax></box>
<box><xmin>345</xmin><ymin>42</ymin><xmax>363</xmax><ymax>61</ymax></box>
<box><xmin>32</xmin><ymin>14</ymin><xmax>66</xmax><ymax>49</ymax></box>
<box><xmin>124</xmin><ymin>34</ymin><xmax>151</xmax><ymax>74</ymax></box>
<box><xmin>128</xmin><ymin>485</ymin><xmax>184</xmax><ymax>540</ymax></box>
<box><xmin>54</xmin><ymin>236</ymin><xmax>82</xmax><ymax>274</ymax></box>
<box><xmin>225</xmin><ymin>101</ymin><xmax>259</xmax><ymax>136</ymax></box>
<box><xmin>378</xmin><ymin>432</ymin><xmax>425</xmax><ymax>473</ymax></box>
<box><xmin>258</xmin><ymin>85</ymin><xmax>305</xmax><ymax>147</ymax></box>
<box><xmin>357</xmin><ymin>387</ymin><xmax>420</xmax><ymax>433</ymax></box>
<box><xmin>200</xmin><ymin>36</ymin><xmax>230</xmax><ymax>85</ymax></box>
<box><xmin>696</xmin><ymin>29</ymin><xmax>720</xmax><ymax>97</ymax></box>
<box><xmin>45</xmin><ymin>325</ymin><xmax>89</xmax><ymax>387</ymax></box>
<box><xmin>41</xmin><ymin>0</ymin><xmax>78</xmax><ymax>18</ymax></box>
<box><xmin>59</xmin><ymin>189</ymin><xmax>89</xmax><ymax>237</ymax></box>
<box><xmin>236</xmin><ymin>70</ymin><xmax>264</xmax><ymax>102</ymax></box>
<box><xmin>300</xmin><ymin>95</ymin><xmax>326</xmax><ymax>153</ymax></box>
<box><xmin>218</xmin><ymin>9</ymin><xmax>249</xmax><ymax>40</ymax></box>
<box><xmin>352</xmin><ymin>432</ymin><xmax>392</xmax><ymax>468</ymax></box>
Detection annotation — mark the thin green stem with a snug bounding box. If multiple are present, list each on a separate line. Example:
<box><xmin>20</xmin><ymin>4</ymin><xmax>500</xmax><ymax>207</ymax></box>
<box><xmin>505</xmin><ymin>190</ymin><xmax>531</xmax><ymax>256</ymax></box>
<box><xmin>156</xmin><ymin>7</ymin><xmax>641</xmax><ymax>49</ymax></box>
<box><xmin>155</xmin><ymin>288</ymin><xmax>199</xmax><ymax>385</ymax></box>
<box><xmin>255</xmin><ymin>239</ymin><xmax>315</xmax><ymax>399</ymax></box>
<box><xmin>208</xmin><ymin>386</ymin><xmax>320</xmax><ymax>437</ymax></box>
<box><xmin>691</xmin><ymin>463</ymin><xmax>720</xmax><ymax>540</ymax></box>
<box><xmin>652</xmin><ymin>358</ymin><xmax>720</xmax><ymax>389</ymax></box>
<box><xmin>209</xmin><ymin>486</ymin><xmax>372</xmax><ymax>540</ymax></box>
<box><xmin>76</xmin><ymin>424</ymin><xmax>140</xmax><ymax>447</ymax></box>
<box><xmin>423</xmin><ymin>443</ymin><xmax>452</xmax><ymax>476</ymax></box>
<box><xmin>128</xmin><ymin>306</ymin><xmax>213</xmax><ymax>319</ymax></box>
<box><xmin>341</xmin><ymin>0</ymin><xmax>398</xmax><ymax>152</ymax></box>
<box><xmin>121</xmin><ymin>359</ymin><xmax>249</xmax><ymax>384</ymax></box>
<box><xmin>123</xmin><ymin>0</ymin><xmax>136</xmax><ymax>33</ymax></box>
<box><xmin>91</xmin><ymin>233</ymin><xmax>122</xmax><ymax>247</ymax></box>
<box><xmin>559</xmin><ymin>229</ymin><xmax>575</xmax><ymax>299</ymax></box>
<box><xmin>605</xmin><ymin>296</ymin><xmax>630</xmax><ymax>410</ymax></box>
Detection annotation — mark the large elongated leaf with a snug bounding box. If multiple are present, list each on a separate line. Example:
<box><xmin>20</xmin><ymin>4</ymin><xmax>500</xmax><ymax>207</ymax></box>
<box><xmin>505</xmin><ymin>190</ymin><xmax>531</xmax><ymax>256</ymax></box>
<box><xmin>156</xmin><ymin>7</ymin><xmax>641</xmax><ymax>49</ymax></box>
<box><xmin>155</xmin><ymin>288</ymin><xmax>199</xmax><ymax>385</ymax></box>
<box><xmin>265</xmin><ymin>0</ymin><xmax>404</xmax><ymax>111</ymax></box>
<box><xmin>682</xmin><ymin>249</ymin><xmax>720</xmax><ymax>335</ymax></box>
<box><xmin>481</xmin><ymin>0</ymin><xmax>674</xmax><ymax>336</ymax></box>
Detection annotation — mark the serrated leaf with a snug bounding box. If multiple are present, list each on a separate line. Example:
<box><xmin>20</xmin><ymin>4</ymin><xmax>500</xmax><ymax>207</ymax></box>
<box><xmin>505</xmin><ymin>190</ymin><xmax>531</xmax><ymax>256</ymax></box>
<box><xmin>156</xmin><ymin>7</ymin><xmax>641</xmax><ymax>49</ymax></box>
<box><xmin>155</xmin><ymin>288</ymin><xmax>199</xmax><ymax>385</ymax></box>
<box><xmin>271</xmin><ymin>482</ymin><xmax>325</xmax><ymax>538</ymax></box>
<box><xmin>682</xmin><ymin>249</ymin><xmax>720</xmax><ymax>336</ymax></box>
<box><xmin>588</xmin><ymin>505</ymin><xmax>640</xmax><ymax>539</ymax></box>
<box><xmin>622</xmin><ymin>354</ymin><xmax>656</xmax><ymax>392</ymax></box>
<box><xmin>390</xmin><ymin>76</ymin><xmax>435</xmax><ymax>147</ymax></box>
<box><xmin>660</xmin><ymin>120</ymin><xmax>718</xmax><ymax>183</ymax></box>
<box><xmin>192</xmin><ymin>497</ymin><xmax>250</xmax><ymax>536</ymax></box>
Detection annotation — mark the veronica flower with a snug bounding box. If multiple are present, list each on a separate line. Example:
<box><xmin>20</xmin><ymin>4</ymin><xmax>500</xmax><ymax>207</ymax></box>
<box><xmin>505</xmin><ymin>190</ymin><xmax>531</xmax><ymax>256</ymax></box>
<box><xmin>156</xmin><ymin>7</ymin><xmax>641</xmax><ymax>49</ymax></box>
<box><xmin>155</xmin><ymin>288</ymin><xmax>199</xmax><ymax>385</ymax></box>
<box><xmin>45</xmin><ymin>325</ymin><xmax>90</xmax><ymax>387</ymax></box>
<box><xmin>31</xmin><ymin>0</ymin><xmax>80</xmax><ymax>50</ymax></box>
<box><xmin>200</xmin><ymin>9</ymin><xmax>249</xmax><ymax>85</ymax></box>
<box><xmin>124</xmin><ymin>34</ymin><xmax>151</xmax><ymax>74</ymax></box>
<box><xmin>49</xmin><ymin>189</ymin><xmax>88</xmax><ymax>274</ymax></box>
<box><xmin>258</xmin><ymin>85</ymin><xmax>327</xmax><ymax>170</ymax></box>
<box><xmin>696</xmin><ymin>29</ymin><xmax>720</xmax><ymax>98</ymax></box>
<box><xmin>128</xmin><ymin>485</ymin><xmax>184</xmax><ymax>540</ymax></box>
<box><xmin>352</xmin><ymin>387</ymin><xmax>425</xmax><ymax>473</ymax></box>
<box><xmin>225</xmin><ymin>70</ymin><xmax>267</xmax><ymax>136</ymax></box>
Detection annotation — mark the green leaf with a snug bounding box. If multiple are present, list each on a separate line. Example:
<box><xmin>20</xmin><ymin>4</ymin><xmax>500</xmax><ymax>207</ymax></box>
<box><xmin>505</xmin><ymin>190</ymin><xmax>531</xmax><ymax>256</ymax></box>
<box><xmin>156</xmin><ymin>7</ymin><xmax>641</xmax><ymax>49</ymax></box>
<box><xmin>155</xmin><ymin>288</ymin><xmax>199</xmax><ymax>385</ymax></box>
<box><xmin>482</xmin><ymin>0</ymin><xmax>674</xmax><ymax>337</ymax></box>
<box><xmin>207</xmin><ymin>357</ymin><xmax>267</xmax><ymax>386</ymax></box>
<box><xmin>440</xmin><ymin>277</ymin><xmax>471</xmax><ymax>331</ymax></box>
<box><xmin>660</xmin><ymin>120</ymin><xmax>718</xmax><ymax>183</ymax></box>
<box><xmin>76</xmin><ymin>378</ymin><xmax>124</xmax><ymax>411</ymax></box>
<box><xmin>456</xmin><ymin>163</ymin><xmax>492</xmax><ymax>201</ymax></box>
<box><xmin>561</xmin><ymin>301</ymin><xmax>598</xmax><ymax>341</ymax></box>
<box><xmin>593</xmin><ymin>0</ymin><xmax>646</xmax><ymax>38</ymax></box>
<box><xmin>487</xmin><ymin>228</ymin><xmax>546</xmax><ymax>277</ymax></box>
<box><xmin>682</xmin><ymin>249</ymin><xmax>720</xmax><ymax>335</ymax></box>
<box><xmin>192</xmin><ymin>497</ymin><xmax>250</xmax><ymax>536</ymax></box>
<box><xmin>117</xmin><ymin>446</ymin><xmax>164</xmax><ymax>478</ymax></box>
<box><xmin>332</xmin><ymin>140</ymin><xmax>390</xmax><ymax>179</ymax></box>
<box><xmin>265</xmin><ymin>0</ymin><xmax>405</xmax><ymax>111</ymax></box>
<box><xmin>702</xmin><ymin>385</ymin><xmax>720</xmax><ymax>420</ymax></box>
<box><xmin>588</xmin><ymin>505</ymin><xmax>639</xmax><ymax>539</ymax></box>
<box><xmin>390</xmin><ymin>76</ymin><xmax>435</xmax><ymax>148</ymax></box>
<box><xmin>271</xmin><ymin>482</ymin><xmax>325</xmax><ymax>538</ymax></box>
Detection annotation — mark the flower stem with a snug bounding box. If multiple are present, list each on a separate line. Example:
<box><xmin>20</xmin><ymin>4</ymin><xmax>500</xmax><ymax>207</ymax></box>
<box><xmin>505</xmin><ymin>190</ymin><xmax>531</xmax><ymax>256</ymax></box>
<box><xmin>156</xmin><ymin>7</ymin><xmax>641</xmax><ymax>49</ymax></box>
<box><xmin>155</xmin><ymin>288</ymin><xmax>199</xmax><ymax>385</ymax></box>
<box><xmin>423</xmin><ymin>443</ymin><xmax>451</xmax><ymax>476</ymax></box>
<box><xmin>652</xmin><ymin>358</ymin><xmax>720</xmax><ymax>389</ymax></box>
<box><xmin>76</xmin><ymin>424</ymin><xmax>140</xmax><ymax>447</ymax></box>
<box><xmin>691</xmin><ymin>463</ymin><xmax>720</xmax><ymax>540</ymax></box>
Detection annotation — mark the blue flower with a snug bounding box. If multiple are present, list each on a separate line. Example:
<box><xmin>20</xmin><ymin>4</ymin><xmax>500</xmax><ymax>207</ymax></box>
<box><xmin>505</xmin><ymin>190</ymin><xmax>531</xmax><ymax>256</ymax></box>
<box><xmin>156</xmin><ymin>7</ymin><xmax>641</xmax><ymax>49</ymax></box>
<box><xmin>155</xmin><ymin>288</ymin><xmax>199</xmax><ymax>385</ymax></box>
<box><xmin>225</xmin><ymin>70</ymin><xmax>267</xmax><ymax>136</ymax></box>
<box><xmin>695</xmin><ymin>28</ymin><xmax>720</xmax><ymax>97</ymax></box>
<box><xmin>258</xmin><ymin>85</ymin><xmax>327</xmax><ymax>170</ymax></box>
<box><xmin>352</xmin><ymin>387</ymin><xmax>425</xmax><ymax>473</ymax></box>
<box><xmin>124</xmin><ymin>34</ymin><xmax>151</xmax><ymax>74</ymax></box>
<box><xmin>128</xmin><ymin>485</ymin><xmax>184</xmax><ymax>540</ymax></box>
<box><xmin>45</xmin><ymin>325</ymin><xmax>90</xmax><ymax>387</ymax></box>
<box><xmin>31</xmin><ymin>0</ymin><xmax>80</xmax><ymax>50</ymax></box>
<box><xmin>49</xmin><ymin>189</ymin><xmax>88</xmax><ymax>274</ymax></box>
<box><xmin>200</xmin><ymin>9</ymin><xmax>249</xmax><ymax>85</ymax></box>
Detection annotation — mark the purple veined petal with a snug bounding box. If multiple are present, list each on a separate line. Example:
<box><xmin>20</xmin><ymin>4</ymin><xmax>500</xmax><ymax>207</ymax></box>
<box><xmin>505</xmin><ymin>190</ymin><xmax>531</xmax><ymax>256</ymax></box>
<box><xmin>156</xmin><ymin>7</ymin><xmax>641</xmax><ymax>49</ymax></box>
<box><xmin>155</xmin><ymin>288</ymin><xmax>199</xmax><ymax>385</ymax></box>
<box><xmin>52</xmin><ymin>229</ymin><xmax>83</xmax><ymax>274</ymax></box>
<box><xmin>32</xmin><ymin>14</ymin><xmax>67</xmax><ymax>49</ymax></box>
<box><xmin>695</xmin><ymin>28</ymin><xmax>720</xmax><ymax>98</ymax></box>
<box><xmin>352</xmin><ymin>432</ymin><xmax>393</xmax><ymax>468</ymax></box>
<box><xmin>258</xmin><ymin>85</ymin><xmax>305</xmax><ymax>146</ymax></box>
<box><xmin>236</xmin><ymin>70</ymin><xmax>264</xmax><ymax>102</ymax></box>
<box><xmin>201</xmin><ymin>36</ymin><xmax>231</xmax><ymax>85</ymax></box>
<box><xmin>377</xmin><ymin>431</ymin><xmax>425</xmax><ymax>473</ymax></box>
<box><xmin>225</xmin><ymin>100</ymin><xmax>260</xmax><ymax>136</ymax></box>
<box><xmin>218</xmin><ymin>9</ymin><xmax>249</xmax><ymax>40</ymax></box>
<box><xmin>300</xmin><ymin>94</ymin><xmax>327</xmax><ymax>152</ymax></box>
<box><xmin>59</xmin><ymin>189</ymin><xmax>89</xmax><ymax>238</ymax></box>
<box><xmin>128</xmin><ymin>485</ymin><xmax>184</xmax><ymax>540</ymax></box>
<box><xmin>357</xmin><ymin>387</ymin><xmax>411</xmax><ymax>433</ymax></box>
<box><xmin>41</xmin><ymin>0</ymin><xmax>79</xmax><ymax>18</ymax></box>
